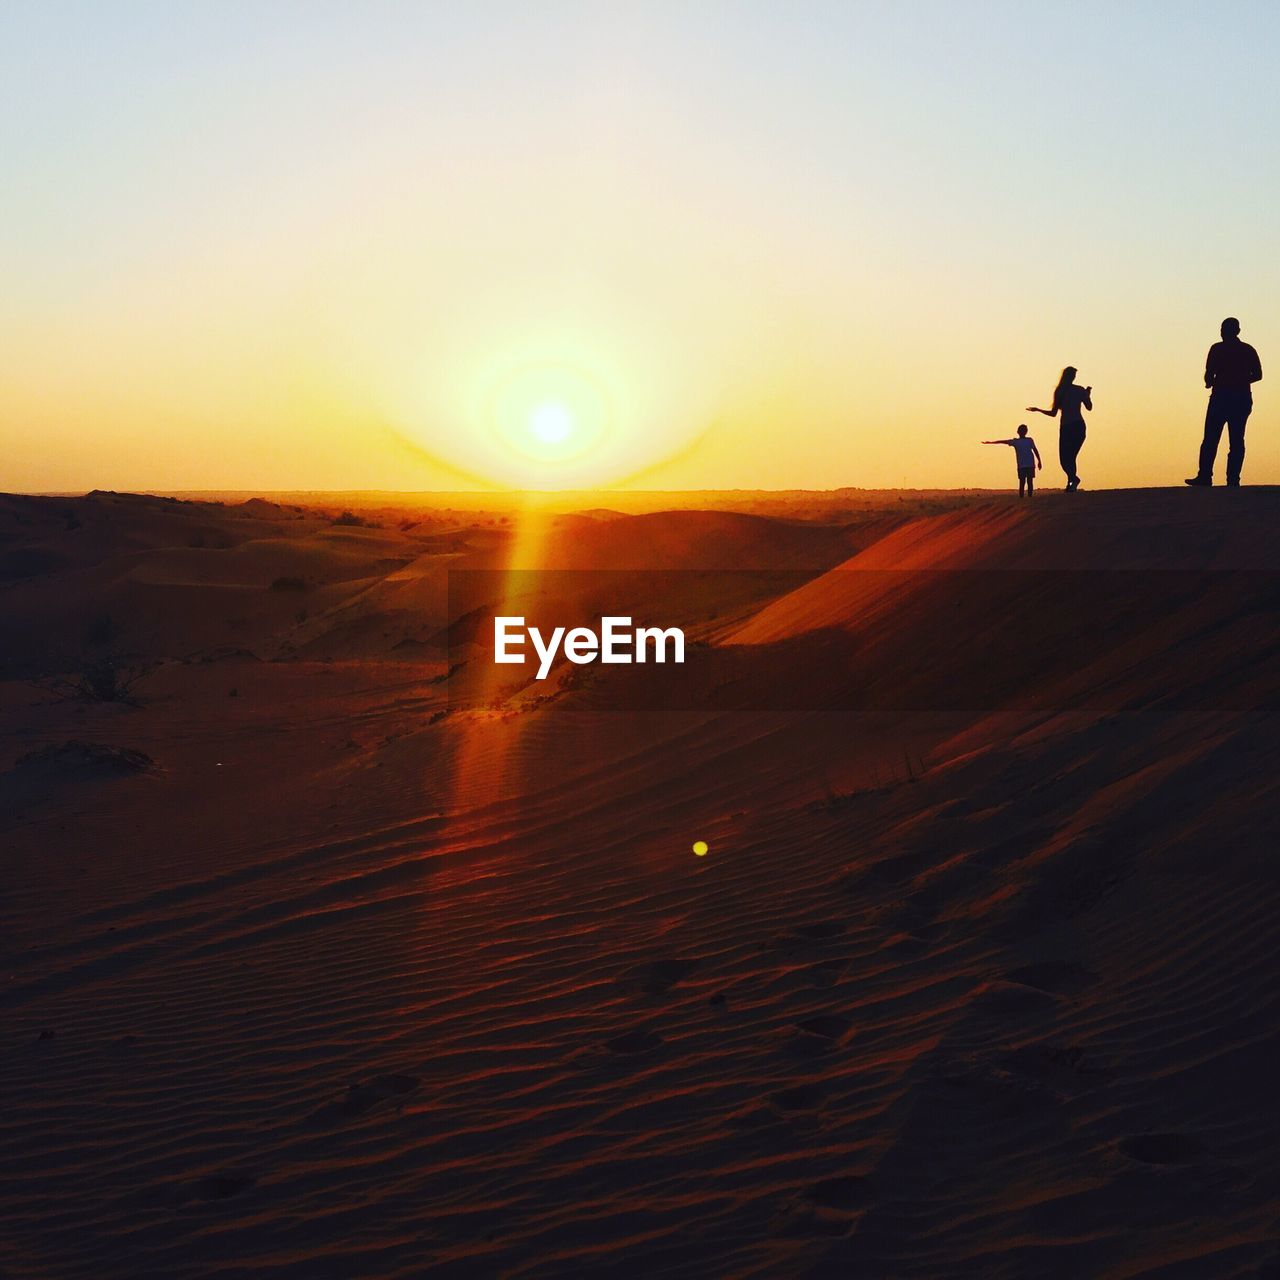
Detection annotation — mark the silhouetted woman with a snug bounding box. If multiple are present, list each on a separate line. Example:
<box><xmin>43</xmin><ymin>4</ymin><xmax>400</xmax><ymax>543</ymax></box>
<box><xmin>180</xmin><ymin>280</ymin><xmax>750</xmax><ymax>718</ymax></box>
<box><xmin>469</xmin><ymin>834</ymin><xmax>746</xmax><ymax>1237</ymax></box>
<box><xmin>1027</xmin><ymin>367</ymin><xmax>1092</xmax><ymax>490</ymax></box>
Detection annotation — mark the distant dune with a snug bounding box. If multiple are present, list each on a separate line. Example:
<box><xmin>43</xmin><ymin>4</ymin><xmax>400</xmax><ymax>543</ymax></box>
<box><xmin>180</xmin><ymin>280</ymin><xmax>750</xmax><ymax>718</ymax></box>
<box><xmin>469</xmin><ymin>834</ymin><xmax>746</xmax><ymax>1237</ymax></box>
<box><xmin>1</xmin><ymin>487</ymin><xmax>1277</xmax><ymax>1278</ymax></box>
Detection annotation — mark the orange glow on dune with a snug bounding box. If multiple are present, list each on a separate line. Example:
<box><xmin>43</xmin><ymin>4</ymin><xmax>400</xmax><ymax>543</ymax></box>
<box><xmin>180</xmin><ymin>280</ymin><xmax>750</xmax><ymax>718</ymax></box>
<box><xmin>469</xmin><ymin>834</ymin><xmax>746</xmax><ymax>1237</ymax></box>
<box><xmin>442</xmin><ymin>505</ymin><xmax>554</xmax><ymax>810</ymax></box>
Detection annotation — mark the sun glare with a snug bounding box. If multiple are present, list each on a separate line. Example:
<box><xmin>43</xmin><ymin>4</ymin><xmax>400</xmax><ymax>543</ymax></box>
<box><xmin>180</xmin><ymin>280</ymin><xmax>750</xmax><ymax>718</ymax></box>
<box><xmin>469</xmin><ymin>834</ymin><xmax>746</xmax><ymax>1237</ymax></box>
<box><xmin>528</xmin><ymin>400</ymin><xmax>573</xmax><ymax>446</ymax></box>
<box><xmin>380</xmin><ymin>324</ymin><xmax>714</xmax><ymax>490</ymax></box>
<box><xmin>488</xmin><ymin>364</ymin><xmax>610</xmax><ymax>473</ymax></box>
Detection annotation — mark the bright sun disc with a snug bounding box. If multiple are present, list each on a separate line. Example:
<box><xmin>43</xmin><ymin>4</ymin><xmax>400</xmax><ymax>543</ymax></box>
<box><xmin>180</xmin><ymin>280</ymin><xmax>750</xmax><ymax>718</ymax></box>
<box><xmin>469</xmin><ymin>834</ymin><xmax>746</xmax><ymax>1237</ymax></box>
<box><xmin>489</xmin><ymin>364</ymin><xmax>610</xmax><ymax>468</ymax></box>
<box><xmin>529</xmin><ymin>401</ymin><xmax>573</xmax><ymax>444</ymax></box>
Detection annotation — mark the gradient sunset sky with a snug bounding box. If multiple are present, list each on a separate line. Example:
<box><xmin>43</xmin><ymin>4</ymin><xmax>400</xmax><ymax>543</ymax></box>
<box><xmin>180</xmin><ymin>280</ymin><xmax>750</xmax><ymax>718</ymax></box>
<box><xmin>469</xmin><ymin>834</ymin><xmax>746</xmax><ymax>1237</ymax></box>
<box><xmin>3</xmin><ymin>1</ymin><xmax>1277</xmax><ymax>492</ymax></box>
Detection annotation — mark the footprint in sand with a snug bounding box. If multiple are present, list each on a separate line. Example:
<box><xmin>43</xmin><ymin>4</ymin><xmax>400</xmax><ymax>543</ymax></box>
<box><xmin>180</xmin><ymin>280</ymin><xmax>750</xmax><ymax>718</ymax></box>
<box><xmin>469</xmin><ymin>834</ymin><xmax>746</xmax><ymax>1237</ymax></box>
<box><xmin>996</xmin><ymin>1043</ymin><xmax>1111</xmax><ymax>1094</ymax></box>
<box><xmin>169</xmin><ymin>1170</ymin><xmax>259</xmax><ymax>1207</ymax></box>
<box><xmin>794</xmin><ymin>920</ymin><xmax>846</xmax><ymax>941</ymax></box>
<box><xmin>1120</xmin><ymin>1133</ymin><xmax>1206</xmax><ymax>1165</ymax></box>
<box><xmin>784</xmin><ymin>1014</ymin><xmax>852</xmax><ymax>1056</ymax></box>
<box><xmin>840</xmin><ymin>852</ymin><xmax>926</xmax><ymax>893</ymax></box>
<box><xmin>786</xmin><ymin>1035</ymin><xmax>839</xmax><ymax>1058</ymax></box>
<box><xmin>194</xmin><ymin>1172</ymin><xmax>256</xmax><ymax>1201</ymax></box>
<box><xmin>615</xmin><ymin>957</ymin><xmax>698</xmax><ymax>999</ymax></box>
<box><xmin>808</xmin><ymin>958</ymin><xmax>850</xmax><ymax>988</ymax></box>
<box><xmin>603</xmin><ymin>1028</ymin><xmax>664</xmax><ymax>1056</ymax></box>
<box><xmin>308</xmin><ymin>1072</ymin><xmax>419</xmax><ymax>1126</ymax></box>
<box><xmin>775</xmin><ymin>1174</ymin><xmax>876</xmax><ymax>1238</ymax></box>
<box><xmin>567</xmin><ymin>1026</ymin><xmax>664</xmax><ymax>1069</ymax></box>
<box><xmin>796</xmin><ymin>1014</ymin><xmax>852</xmax><ymax>1041</ymax></box>
<box><xmin>969</xmin><ymin>981</ymin><xmax>1059</xmax><ymax>1019</ymax></box>
<box><xmin>881</xmin><ymin>933</ymin><xmax>930</xmax><ymax>958</ymax></box>
<box><xmin>1004</xmin><ymin>960</ymin><xmax>1100</xmax><ymax>996</ymax></box>
<box><xmin>768</xmin><ymin>1081</ymin><xmax>828</xmax><ymax>1113</ymax></box>
<box><xmin>805</xmin><ymin>1174</ymin><xmax>875</xmax><ymax>1212</ymax></box>
<box><xmin>764</xmin><ymin>921</ymin><xmax>847</xmax><ymax>958</ymax></box>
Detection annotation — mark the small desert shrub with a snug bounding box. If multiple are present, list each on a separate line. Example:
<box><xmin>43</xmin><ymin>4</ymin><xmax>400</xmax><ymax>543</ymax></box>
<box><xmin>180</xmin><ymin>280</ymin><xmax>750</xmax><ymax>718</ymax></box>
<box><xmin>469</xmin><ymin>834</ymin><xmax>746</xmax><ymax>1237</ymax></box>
<box><xmin>33</xmin><ymin>655</ymin><xmax>157</xmax><ymax>706</ymax></box>
<box><xmin>78</xmin><ymin>657</ymin><xmax>155</xmax><ymax>704</ymax></box>
<box><xmin>331</xmin><ymin>511</ymin><xmax>380</xmax><ymax>529</ymax></box>
<box><xmin>16</xmin><ymin>740</ymin><xmax>154</xmax><ymax>775</ymax></box>
<box><xmin>36</xmin><ymin>655</ymin><xmax>157</xmax><ymax>706</ymax></box>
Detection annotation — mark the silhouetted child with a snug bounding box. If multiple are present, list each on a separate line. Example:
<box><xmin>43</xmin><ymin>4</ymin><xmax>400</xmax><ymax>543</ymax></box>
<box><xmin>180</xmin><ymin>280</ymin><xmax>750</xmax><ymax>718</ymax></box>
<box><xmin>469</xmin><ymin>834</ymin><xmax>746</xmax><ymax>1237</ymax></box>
<box><xmin>982</xmin><ymin>424</ymin><xmax>1042</xmax><ymax>496</ymax></box>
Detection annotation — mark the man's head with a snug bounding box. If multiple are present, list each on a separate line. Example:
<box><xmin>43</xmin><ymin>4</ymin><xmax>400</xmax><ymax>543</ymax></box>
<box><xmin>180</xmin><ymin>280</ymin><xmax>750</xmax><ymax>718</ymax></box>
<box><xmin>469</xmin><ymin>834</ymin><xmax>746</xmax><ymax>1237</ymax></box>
<box><xmin>1017</xmin><ymin>424</ymin><xmax>1028</xmax><ymax>437</ymax></box>
<box><xmin>1221</xmin><ymin>317</ymin><xmax>1241</xmax><ymax>339</ymax></box>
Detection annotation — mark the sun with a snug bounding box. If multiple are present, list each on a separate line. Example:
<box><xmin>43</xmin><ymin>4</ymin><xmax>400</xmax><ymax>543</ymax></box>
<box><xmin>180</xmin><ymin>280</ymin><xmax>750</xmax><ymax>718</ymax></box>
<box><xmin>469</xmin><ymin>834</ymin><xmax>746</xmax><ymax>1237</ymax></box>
<box><xmin>383</xmin><ymin>333</ymin><xmax>707</xmax><ymax>489</ymax></box>
<box><xmin>489</xmin><ymin>364</ymin><xmax>610</xmax><ymax>469</ymax></box>
<box><xmin>528</xmin><ymin>400</ymin><xmax>574</xmax><ymax>446</ymax></box>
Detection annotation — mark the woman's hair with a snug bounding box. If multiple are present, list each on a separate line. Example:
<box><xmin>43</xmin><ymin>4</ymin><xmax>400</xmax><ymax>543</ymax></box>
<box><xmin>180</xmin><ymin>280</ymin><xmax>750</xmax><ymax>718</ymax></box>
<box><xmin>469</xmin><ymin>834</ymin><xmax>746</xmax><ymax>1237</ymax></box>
<box><xmin>1052</xmin><ymin>366</ymin><xmax>1077</xmax><ymax>410</ymax></box>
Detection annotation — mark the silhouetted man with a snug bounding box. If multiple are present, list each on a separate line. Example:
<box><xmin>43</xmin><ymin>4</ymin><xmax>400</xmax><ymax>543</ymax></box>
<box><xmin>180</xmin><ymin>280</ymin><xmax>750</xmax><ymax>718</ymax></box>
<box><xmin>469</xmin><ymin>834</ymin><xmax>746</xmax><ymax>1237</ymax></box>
<box><xmin>1186</xmin><ymin>317</ymin><xmax>1262</xmax><ymax>487</ymax></box>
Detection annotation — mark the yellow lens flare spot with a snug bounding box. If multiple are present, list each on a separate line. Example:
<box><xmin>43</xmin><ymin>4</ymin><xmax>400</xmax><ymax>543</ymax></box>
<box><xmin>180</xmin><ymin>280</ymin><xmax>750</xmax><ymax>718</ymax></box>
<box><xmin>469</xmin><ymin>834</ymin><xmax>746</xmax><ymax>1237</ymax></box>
<box><xmin>692</xmin><ymin>840</ymin><xmax>709</xmax><ymax>857</ymax></box>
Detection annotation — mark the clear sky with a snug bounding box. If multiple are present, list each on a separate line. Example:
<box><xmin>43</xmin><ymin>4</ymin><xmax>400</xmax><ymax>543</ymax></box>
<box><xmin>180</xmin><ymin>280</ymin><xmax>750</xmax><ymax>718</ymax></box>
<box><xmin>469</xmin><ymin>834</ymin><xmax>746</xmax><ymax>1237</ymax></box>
<box><xmin>3</xmin><ymin>0</ymin><xmax>1278</xmax><ymax>492</ymax></box>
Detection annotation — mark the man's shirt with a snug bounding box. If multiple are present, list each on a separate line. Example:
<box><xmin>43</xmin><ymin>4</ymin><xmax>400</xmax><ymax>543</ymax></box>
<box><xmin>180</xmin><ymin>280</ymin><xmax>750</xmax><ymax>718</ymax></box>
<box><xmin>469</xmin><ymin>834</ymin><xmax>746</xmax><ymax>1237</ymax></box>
<box><xmin>1206</xmin><ymin>339</ymin><xmax>1263</xmax><ymax>393</ymax></box>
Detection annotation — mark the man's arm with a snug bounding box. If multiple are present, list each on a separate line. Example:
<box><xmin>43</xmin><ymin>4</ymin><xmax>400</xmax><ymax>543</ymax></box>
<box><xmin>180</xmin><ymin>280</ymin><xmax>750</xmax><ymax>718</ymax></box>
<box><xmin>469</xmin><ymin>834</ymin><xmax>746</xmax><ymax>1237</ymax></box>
<box><xmin>1249</xmin><ymin>345</ymin><xmax>1263</xmax><ymax>384</ymax></box>
<box><xmin>1205</xmin><ymin>343</ymin><xmax>1219</xmax><ymax>389</ymax></box>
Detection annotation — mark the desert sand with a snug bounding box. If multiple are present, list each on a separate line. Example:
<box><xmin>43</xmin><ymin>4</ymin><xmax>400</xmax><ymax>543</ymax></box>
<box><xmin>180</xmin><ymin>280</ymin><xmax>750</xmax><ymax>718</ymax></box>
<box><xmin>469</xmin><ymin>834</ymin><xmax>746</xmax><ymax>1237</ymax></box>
<box><xmin>2</xmin><ymin>486</ymin><xmax>1278</xmax><ymax>1278</ymax></box>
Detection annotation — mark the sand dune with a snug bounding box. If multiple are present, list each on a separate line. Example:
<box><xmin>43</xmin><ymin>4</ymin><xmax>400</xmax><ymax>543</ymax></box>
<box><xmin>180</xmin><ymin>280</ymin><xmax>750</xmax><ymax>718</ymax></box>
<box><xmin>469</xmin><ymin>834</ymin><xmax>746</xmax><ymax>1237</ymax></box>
<box><xmin>1</xmin><ymin>488</ymin><xmax>1277</xmax><ymax>1277</ymax></box>
<box><xmin>730</xmin><ymin>489</ymin><xmax>1280</xmax><ymax>647</ymax></box>
<box><xmin>531</xmin><ymin>509</ymin><xmax>867</xmax><ymax>571</ymax></box>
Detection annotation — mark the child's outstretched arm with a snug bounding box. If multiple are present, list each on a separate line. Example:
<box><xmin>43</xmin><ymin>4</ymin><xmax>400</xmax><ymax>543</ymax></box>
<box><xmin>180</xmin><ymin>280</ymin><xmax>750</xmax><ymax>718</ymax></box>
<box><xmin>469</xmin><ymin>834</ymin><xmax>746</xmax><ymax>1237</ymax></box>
<box><xmin>980</xmin><ymin>439</ymin><xmax>1014</xmax><ymax>445</ymax></box>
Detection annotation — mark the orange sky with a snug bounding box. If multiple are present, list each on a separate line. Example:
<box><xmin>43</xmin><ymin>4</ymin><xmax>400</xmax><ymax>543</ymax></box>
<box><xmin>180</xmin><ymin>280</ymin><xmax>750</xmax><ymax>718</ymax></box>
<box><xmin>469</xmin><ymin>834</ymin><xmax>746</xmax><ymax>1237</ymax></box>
<box><xmin>3</xmin><ymin>3</ymin><xmax>1277</xmax><ymax>493</ymax></box>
